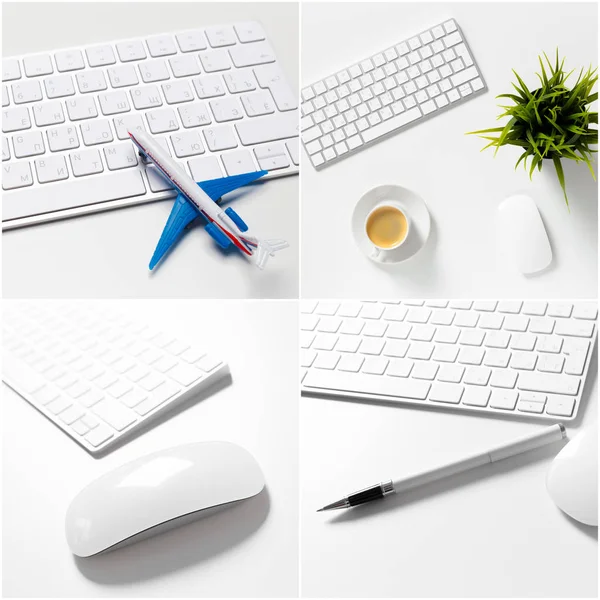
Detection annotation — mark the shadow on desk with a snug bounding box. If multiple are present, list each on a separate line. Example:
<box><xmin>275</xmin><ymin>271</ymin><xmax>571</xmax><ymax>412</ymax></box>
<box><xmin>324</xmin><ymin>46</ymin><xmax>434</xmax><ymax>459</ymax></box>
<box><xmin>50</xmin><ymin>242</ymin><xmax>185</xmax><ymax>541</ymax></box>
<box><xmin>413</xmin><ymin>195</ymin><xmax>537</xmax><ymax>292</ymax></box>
<box><xmin>74</xmin><ymin>487</ymin><xmax>270</xmax><ymax>584</ymax></box>
<box><xmin>371</xmin><ymin>217</ymin><xmax>440</xmax><ymax>291</ymax></box>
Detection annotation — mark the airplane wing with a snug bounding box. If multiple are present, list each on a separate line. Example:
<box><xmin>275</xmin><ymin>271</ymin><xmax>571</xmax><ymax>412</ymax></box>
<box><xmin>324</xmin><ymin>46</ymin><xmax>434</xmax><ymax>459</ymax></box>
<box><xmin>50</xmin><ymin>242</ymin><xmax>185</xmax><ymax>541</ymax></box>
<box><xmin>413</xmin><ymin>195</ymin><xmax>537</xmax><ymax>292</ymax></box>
<box><xmin>149</xmin><ymin>193</ymin><xmax>200</xmax><ymax>270</ymax></box>
<box><xmin>149</xmin><ymin>170</ymin><xmax>269</xmax><ymax>270</ymax></box>
<box><xmin>198</xmin><ymin>170</ymin><xmax>268</xmax><ymax>202</ymax></box>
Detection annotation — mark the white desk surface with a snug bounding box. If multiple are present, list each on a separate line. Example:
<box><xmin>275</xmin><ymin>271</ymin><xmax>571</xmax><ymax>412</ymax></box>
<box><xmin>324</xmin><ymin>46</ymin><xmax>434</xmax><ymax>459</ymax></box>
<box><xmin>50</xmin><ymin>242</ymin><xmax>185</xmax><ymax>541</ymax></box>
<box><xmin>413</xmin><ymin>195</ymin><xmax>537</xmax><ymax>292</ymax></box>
<box><xmin>301</xmin><ymin>2</ymin><xmax>598</xmax><ymax>299</ymax></box>
<box><xmin>301</xmin><ymin>349</ymin><xmax>598</xmax><ymax>598</ymax></box>
<box><xmin>2</xmin><ymin>2</ymin><xmax>299</xmax><ymax>299</ymax></box>
<box><xmin>2</xmin><ymin>300</ymin><xmax>299</xmax><ymax>598</ymax></box>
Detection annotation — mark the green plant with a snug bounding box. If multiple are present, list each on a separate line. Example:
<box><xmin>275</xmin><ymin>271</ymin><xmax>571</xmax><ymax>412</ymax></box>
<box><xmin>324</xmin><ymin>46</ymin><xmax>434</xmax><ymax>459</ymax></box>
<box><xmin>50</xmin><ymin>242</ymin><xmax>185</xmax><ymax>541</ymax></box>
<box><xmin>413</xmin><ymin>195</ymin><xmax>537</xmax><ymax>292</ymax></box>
<box><xmin>467</xmin><ymin>51</ymin><xmax>598</xmax><ymax>206</ymax></box>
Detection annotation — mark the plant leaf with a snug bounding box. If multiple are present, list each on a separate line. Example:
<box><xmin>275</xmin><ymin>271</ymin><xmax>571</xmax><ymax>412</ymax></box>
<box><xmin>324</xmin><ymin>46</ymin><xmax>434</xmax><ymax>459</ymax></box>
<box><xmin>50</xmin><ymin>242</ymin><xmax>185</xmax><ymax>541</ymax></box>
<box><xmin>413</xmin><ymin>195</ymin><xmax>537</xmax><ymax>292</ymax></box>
<box><xmin>553</xmin><ymin>156</ymin><xmax>569</xmax><ymax>206</ymax></box>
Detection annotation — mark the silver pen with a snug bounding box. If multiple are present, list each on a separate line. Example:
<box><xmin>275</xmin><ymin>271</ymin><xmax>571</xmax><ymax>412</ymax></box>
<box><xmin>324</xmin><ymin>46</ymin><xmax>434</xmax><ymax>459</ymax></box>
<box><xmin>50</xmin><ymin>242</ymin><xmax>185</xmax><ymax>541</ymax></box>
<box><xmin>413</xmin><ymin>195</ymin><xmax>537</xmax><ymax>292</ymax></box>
<box><xmin>318</xmin><ymin>423</ymin><xmax>566</xmax><ymax>511</ymax></box>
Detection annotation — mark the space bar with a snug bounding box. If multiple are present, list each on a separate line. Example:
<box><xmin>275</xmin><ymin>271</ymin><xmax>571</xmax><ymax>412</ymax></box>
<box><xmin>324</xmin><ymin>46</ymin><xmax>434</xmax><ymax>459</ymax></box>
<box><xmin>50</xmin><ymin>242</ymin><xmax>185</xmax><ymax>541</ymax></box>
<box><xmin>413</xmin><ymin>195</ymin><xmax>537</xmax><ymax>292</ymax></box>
<box><xmin>361</xmin><ymin>107</ymin><xmax>423</xmax><ymax>143</ymax></box>
<box><xmin>303</xmin><ymin>369</ymin><xmax>430</xmax><ymax>400</ymax></box>
<box><xmin>3</xmin><ymin>171</ymin><xmax>146</xmax><ymax>221</ymax></box>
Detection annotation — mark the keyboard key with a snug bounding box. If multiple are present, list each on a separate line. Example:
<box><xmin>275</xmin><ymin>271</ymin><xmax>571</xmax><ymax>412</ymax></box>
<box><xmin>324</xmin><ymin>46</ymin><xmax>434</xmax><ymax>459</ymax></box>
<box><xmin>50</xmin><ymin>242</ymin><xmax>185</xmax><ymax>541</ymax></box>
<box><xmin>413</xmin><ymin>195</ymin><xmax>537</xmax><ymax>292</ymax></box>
<box><xmin>104</xmin><ymin>143</ymin><xmax>138</xmax><ymax>170</ymax></box>
<box><xmin>412</xmin><ymin>362</ymin><xmax>439</xmax><ymax>380</ymax></box>
<box><xmin>362</xmin><ymin>356</ymin><xmax>389</xmax><ymax>375</ymax></box>
<box><xmin>146</xmin><ymin>35</ymin><xmax>178</xmax><ymax>57</ymax></box>
<box><xmin>178</xmin><ymin>103</ymin><xmax>212</xmax><ymax>128</ymax></box>
<box><xmin>85</xmin><ymin>423</ymin><xmax>114</xmax><ymax>447</ymax></box>
<box><xmin>235</xmin><ymin>22</ymin><xmax>265</xmax><ymax>43</ymax></box>
<box><xmin>86</xmin><ymin>45</ymin><xmax>116</xmax><ymax>67</ymax></box>
<box><xmin>59</xmin><ymin>405</ymin><xmax>85</xmax><ymax>425</ymax></box>
<box><xmin>70</xmin><ymin>418</ymin><xmax>91</xmax><ymax>436</ymax></box>
<box><xmin>176</xmin><ymin>31</ymin><xmax>208</xmax><ymax>53</ymax></box>
<box><xmin>107</xmin><ymin>65</ymin><xmax>139</xmax><ymax>88</ymax></box>
<box><xmin>565</xmin><ymin>351</ymin><xmax>588</xmax><ymax>376</ymax></box>
<box><xmin>573</xmin><ymin>304</ymin><xmax>598</xmax><ymax>320</ymax></box>
<box><xmin>3</xmin><ymin>170</ymin><xmax>145</xmax><ymax>220</ymax></box>
<box><xmin>134</xmin><ymin>381</ymin><xmax>181</xmax><ymax>415</ymax></box>
<box><xmin>188</xmin><ymin>155</ymin><xmax>223</xmax><ymax>180</ymax></box>
<box><xmin>206</xmin><ymin>25</ymin><xmax>237</xmax><ymax>48</ymax></box>
<box><xmin>203</xmin><ymin>125</ymin><xmax>238</xmax><ymax>151</ymax></box>
<box><xmin>463</xmin><ymin>366</ymin><xmax>491</xmax><ymax>386</ymax></box>
<box><xmin>489</xmin><ymin>390</ymin><xmax>518</xmax><ymax>410</ymax></box>
<box><xmin>24</xmin><ymin>55</ymin><xmax>53</xmax><ymax>77</ymax></box>
<box><xmin>117</xmin><ymin>41</ymin><xmax>147</xmax><ymax>62</ymax></box>
<box><xmin>44</xmin><ymin>75</ymin><xmax>75</xmax><ymax>99</ymax></box>
<box><xmin>522</xmin><ymin>301</ymin><xmax>547</xmax><ymax>316</ymax></box>
<box><xmin>12</xmin><ymin>80</ymin><xmax>43</xmax><ymax>104</ymax></box>
<box><xmin>13</xmin><ymin>131</ymin><xmax>45</xmax><ymax>158</ymax></box>
<box><xmin>554</xmin><ymin>319</ymin><xmax>595</xmax><ymax>338</ymax></box>
<box><xmin>76</xmin><ymin>71</ymin><xmax>107</xmax><ymax>94</ymax></box>
<box><xmin>199</xmin><ymin>49</ymin><xmax>231</xmax><ymax>72</ymax></box>
<box><xmin>547</xmin><ymin>302</ymin><xmax>573</xmax><ymax>318</ymax></box>
<box><xmin>92</xmin><ymin>400</ymin><xmax>137</xmax><ymax>431</ymax></box>
<box><xmin>33</xmin><ymin>101</ymin><xmax>66</xmax><ymax>126</ymax></box>
<box><xmin>196</xmin><ymin>356</ymin><xmax>222</xmax><ymax>372</ymax></box>
<box><xmin>546</xmin><ymin>395</ymin><xmax>576</xmax><ymax>417</ymax></box>
<box><xmin>78</xmin><ymin>387</ymin><xmax>104</xmax><ymax>408</ymax></box>
<box><xmin>437</xmin><ymin>364</ymin><xmax>464</xmax><ymax>383</ymax></box>
<box><xmin>120</xmin><ymin>388</ymin><xmax>148</xmax><ymax>408</ymax></box>
<box><xmin>70</xmin><ymin>149</ymin><xmax>103</xmax><ymax>176</ymax></box>
<box><xmin>429</xmin><ymin>383</ymin><xmax>463</xmax><ymax>404</ymax></box>
<box><xmin>304</xmin><ymin>369</ymin><xmax>430</xmax><ymax>400</ymax></box>
<box><xmin>462</xmin><ymin>387</ymin><xmax>490</xmax><ymax>407</ymax></box>
<box><xmin>3</xmin><ymin>58</ymin><xmax>22</xmax><ymax>81</ymax></box>
<box><xmin>66</xmin><ymin>96</ymin><xmax>98</xmax><ymax>120</ymax></box>
<box><xmin>55</xmin><ymin>50</ymin><xmax>85</xmax><ymax>72</ymax></box>
<box><xmin>518</xmin><ymin>372</ymin><xmax>580</xmax><ymax>396</ymax></box>
<box><xmin>47</xmin><ymin>396</ymin><xmax>73</xmax><ymax>415</ymax></box>
<box><xmin>2</xmin><ymin>162</ymin><xmax>34</xmax><ymax>190</ymax></box>
<box><xmin>489</xmin><ymin>370</ymin><xmax>518</xmax><ymax>388</ymax></box>
<box><xmin>236</xmin><ymin>111</ymin><xmax>298</xmax><ymax>145</ymax></box>
<box><xmin>131</xmin><ymin>85</ymin><xmax>163</xmax><ymax>109</ymax></box>
<box><xmin>517</xmin><ymin>400</ymin><xmax>545</xmax><ymax>414</ymax></box>
<box><xmin>147</xmin><ymin>108</ymin><xmax>179</xmax><ymax>134</ymax></box>
<box><xmin>80</xmin><ymin>120</ymin><xmax>114</xmax><ymax>146</ymax></box>
<box><xmin>168</xmin><ymin>363</ymin><xmax>203</xmax><ymax>386</ymax></box>
<box><xmin>140</xmin><ymin>60</ymin><xmax>170</xmax><ymax>83</ymax></box>
<box><xmin>254</xmin><ymin>143</ymin><xmax>290</xmax><ymax>170</ymax></box>
<box><xmin>230</xmin><ymin>42</ymin><xmax>275</xmax><ymax>68</ymax></box>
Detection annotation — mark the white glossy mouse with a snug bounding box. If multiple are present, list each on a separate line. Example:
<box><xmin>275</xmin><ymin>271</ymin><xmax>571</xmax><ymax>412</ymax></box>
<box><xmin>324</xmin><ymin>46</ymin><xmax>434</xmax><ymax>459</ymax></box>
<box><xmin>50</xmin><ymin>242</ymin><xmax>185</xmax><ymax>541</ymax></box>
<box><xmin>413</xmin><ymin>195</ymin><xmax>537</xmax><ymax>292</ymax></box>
<box><xmin>497</xmin><ymin>194</ymin><xmax>552</xmax><ymax>274</ymax></box>
<box><xmin>546</xmin><ymin>425</ymin><xmax>598</xmax><ymax>526</ymax></box>
<box><xmin>65</xmin><ymin>441</ymin><xmax>265</xmax><ymax>557</ymax></box>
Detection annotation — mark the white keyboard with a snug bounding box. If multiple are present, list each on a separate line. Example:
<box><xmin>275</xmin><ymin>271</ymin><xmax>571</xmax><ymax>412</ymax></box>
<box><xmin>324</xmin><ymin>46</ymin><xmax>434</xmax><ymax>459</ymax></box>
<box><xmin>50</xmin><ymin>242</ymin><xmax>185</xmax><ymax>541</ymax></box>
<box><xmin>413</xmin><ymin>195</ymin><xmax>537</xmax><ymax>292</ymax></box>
<box><xmin>301</xmin><ymin>19</ymin><xmax>485</xmax><ymax>169</ymax></box>
<box><xmin>2</xmin><ymin>22</ymin><xmax>299</xmax><ymax>229</ymax></box>
<box><xmin>2</xmin><ymin>301</ymin><xmax>229</xmax><ymax>454</ymax></box>
<box><xmin>300</xmin><ymin>300</ymin><xmax>597</xmax><ymax>421</ymax></box>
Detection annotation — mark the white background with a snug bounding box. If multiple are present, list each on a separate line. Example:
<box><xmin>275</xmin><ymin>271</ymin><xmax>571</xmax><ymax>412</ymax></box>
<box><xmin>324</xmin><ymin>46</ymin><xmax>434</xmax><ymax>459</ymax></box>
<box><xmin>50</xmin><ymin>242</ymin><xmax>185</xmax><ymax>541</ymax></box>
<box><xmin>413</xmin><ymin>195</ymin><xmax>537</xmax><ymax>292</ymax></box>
<box><xmin>3</xmin><ymin>300</ymin><xmax>299</xmax><ymax>597</ymax></box>
<box><xmin>301</xmin><ymin>361</ymin><xmax>598</xmax><ymax>598</ymax></box>
<box><xmin>301</xmin><ymin>2</ymin><xmax>598</xmax><ymax>299</ymax></box>
<box><xmin>301</xmin><ymin>334</ymin><xmax>598</xmax><ymax>596</ymax></box>
<box><xmin>2</xmin><ymin>2</ymin><xmax>299</xmax><ymax>299</ymax></box>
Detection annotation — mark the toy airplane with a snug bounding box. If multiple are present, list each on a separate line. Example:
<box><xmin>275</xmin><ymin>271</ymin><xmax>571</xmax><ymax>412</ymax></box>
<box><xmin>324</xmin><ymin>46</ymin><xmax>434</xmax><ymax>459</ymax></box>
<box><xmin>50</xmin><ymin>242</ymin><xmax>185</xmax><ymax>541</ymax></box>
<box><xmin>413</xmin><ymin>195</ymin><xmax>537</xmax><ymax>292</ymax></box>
<box><xmin>128</xmin><ymin>129</ymin><xmax>288</xmax><ymax>270</ymax></box>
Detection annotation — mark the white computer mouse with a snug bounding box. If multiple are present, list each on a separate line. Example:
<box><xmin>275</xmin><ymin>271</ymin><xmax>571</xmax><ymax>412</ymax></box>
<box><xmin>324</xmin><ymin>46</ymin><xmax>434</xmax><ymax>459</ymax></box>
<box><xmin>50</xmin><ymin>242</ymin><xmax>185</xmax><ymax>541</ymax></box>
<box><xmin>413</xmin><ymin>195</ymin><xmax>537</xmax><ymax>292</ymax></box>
<box><xmin>65</xmin><ymin>441</ymin><xmax>265</xmax><ymax>557</ymax></box>
<box><xmin>546</xmin><ymin>425</ymin><xmax>598</xmax><ymax>526</ymax></box>
<box><xmin>497</xmin><ymin>194</ymin><xmax>553</xmax><ymax>274</ymax></box>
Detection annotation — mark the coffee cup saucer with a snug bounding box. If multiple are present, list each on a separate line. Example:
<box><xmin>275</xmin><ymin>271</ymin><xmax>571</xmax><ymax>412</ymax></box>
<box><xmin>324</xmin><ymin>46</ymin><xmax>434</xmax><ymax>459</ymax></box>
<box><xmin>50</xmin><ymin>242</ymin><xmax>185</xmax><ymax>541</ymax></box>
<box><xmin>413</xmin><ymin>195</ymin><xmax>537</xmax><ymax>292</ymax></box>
<box><xmin>352</xmin><ymin>185</ymin><xmax>431</xmax><ymax>265</ymax></box>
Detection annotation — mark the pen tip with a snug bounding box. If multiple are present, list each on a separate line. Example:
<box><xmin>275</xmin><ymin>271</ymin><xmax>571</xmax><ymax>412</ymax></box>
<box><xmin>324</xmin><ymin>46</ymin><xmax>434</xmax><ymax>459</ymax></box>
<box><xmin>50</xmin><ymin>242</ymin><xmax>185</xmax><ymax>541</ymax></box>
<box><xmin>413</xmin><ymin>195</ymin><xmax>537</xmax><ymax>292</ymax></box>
<box><xmin>317</xmin><ymin>499</ymin><xmax>348</xmax><ymax>512</ymax></box>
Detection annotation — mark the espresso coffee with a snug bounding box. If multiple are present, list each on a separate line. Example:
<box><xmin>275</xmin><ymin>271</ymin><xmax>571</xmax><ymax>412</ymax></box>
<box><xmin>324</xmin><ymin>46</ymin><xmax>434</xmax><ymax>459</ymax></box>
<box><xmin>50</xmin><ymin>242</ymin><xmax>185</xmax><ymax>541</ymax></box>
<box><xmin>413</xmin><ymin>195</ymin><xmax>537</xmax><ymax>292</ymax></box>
<box><xmin>366</xmin><ymin>205</ymin><xmax>409</xmax><ymax>248</ymax></box>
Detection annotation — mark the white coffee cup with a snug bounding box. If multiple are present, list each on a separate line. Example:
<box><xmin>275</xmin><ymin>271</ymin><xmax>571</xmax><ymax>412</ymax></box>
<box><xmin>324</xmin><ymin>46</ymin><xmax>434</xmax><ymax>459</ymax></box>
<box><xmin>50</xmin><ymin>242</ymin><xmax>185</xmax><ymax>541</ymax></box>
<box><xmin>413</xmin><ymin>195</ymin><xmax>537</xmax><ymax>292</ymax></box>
<box><xmin>364</xmin><ymin>203</ymin><xmax>411</xmax><ymax>258</ymax></box>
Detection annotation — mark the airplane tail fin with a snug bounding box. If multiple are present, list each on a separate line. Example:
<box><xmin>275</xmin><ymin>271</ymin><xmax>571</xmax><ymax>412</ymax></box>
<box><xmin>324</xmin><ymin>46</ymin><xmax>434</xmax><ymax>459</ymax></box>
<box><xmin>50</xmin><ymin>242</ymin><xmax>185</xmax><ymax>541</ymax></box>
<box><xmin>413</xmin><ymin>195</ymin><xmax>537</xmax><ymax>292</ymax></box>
<box><xmin>253</xmin><ymin>238</ymin><xmax>289</xmax><ymax>270</ymax></box>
